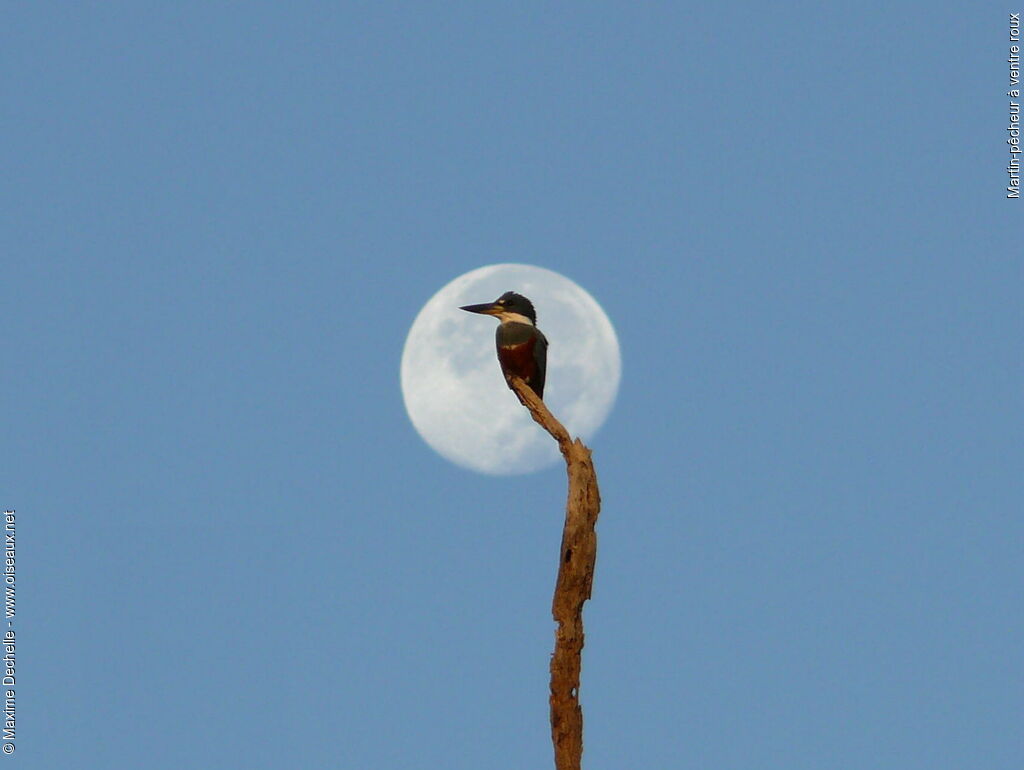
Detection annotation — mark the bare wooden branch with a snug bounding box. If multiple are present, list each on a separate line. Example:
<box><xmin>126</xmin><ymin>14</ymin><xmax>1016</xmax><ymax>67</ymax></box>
<box><xmin>508</xmin><ymin>376</ymin><xmax>601</xmax><ymax>770</ymax></box>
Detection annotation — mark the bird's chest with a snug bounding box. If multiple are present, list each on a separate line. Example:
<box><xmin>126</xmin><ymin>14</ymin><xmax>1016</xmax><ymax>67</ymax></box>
<box><xmin>495</xmin><ymin>324</ymin><xmax>538</xmax><ymax>377</ymax></box>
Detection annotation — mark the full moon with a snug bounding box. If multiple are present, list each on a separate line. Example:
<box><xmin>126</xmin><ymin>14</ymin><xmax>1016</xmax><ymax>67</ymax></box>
<box><xmin>401</xmin><ymin>264</ymin><xmax>621</xmax><ymax>474</ymax></box>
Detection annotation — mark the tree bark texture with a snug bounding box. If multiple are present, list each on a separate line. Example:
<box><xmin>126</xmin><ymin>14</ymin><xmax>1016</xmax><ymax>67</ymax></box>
<box><xmin>508</xmin><ymin>376</ymin><xmax>601</xmax><ymax>770</ymax></box>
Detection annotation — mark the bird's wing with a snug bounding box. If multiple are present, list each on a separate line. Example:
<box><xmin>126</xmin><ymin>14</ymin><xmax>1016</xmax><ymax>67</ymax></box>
<box><xmin>533</xmin><ymin>330</ymin><xmax>548</xmax><ymax>399</ymax></box>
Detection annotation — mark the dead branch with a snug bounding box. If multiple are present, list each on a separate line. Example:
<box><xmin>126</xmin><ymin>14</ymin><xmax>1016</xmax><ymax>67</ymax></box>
<box><xmin>508</xmin><ymin>376</ymin><xmax>601</xmax><ymax>770</ymax></box>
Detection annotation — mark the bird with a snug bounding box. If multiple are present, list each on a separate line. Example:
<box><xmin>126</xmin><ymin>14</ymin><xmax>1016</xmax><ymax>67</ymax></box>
<box><xmin>460</xmin><ymin>291</ymin><xmax>548</xmax><ymax>399</ymax></box>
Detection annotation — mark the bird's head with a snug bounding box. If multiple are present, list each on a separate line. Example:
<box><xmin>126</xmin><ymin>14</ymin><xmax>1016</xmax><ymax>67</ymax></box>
<box><xmin>459</xmin><ymin>291</ymin><xmax>537</xmax><ymax>326</ymax></box>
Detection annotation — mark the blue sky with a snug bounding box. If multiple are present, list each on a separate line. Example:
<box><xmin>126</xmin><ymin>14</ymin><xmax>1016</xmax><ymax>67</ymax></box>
<box><xmin>5</xmin><ymin>3</ymin><xmax>1020</xmax><ymax>768</ymax></box>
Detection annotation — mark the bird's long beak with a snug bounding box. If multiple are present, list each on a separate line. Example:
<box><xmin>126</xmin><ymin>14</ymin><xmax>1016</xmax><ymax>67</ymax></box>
<box><xmin>459</xmin><ymin>302</ymin><xmax>502</xmax><ymax>316</ymax></box>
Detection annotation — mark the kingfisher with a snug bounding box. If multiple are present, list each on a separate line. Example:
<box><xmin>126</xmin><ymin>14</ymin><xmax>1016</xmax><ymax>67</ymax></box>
<box><xmin>460</xmin><ymin>291</ymin><xmax>548</xmax><ymax>399</ymax></box>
